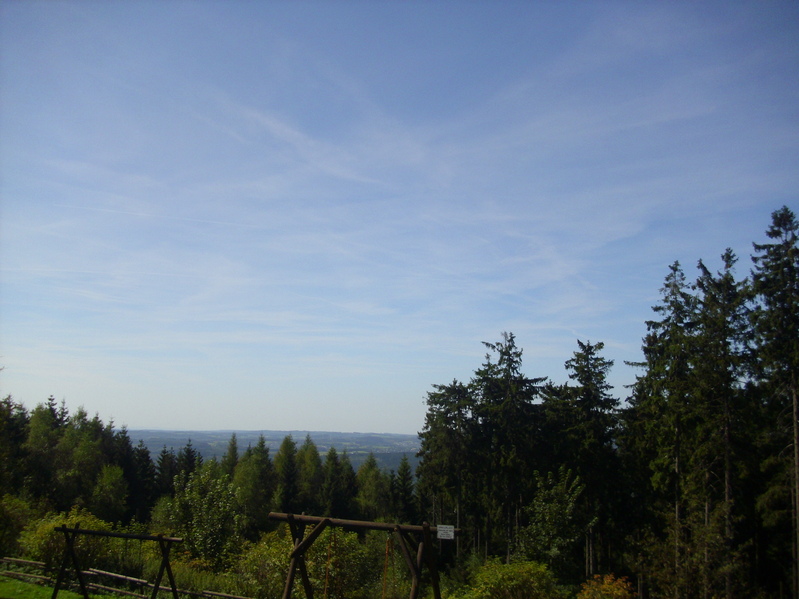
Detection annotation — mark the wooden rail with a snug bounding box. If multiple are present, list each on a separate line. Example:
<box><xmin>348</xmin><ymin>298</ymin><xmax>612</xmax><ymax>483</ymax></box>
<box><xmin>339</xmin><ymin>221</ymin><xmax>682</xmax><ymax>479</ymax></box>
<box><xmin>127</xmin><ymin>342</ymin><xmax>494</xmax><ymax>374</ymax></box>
<box><xmin>0</xmin><ymin>557</ymin><xmax>52</xmax><ymax>584</ymax></box>
<box><xmin>2</xmin><ymin>555</ymin><xmax>254</xmax><ymax>599</ymax></box>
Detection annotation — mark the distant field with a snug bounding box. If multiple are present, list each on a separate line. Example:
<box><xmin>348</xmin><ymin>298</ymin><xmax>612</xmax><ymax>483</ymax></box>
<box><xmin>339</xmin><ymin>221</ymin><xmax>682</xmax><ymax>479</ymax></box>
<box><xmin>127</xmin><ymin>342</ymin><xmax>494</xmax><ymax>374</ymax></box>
<box><xmin>128</xmin><ymin>429</ymin><xmax>420</xmax><ymax>471</ymax></box>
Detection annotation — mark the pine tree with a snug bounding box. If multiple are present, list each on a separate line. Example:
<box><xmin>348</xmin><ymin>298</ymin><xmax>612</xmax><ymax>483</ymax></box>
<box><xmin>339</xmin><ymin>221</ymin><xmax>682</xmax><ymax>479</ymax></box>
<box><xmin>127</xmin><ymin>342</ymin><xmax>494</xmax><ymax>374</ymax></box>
<box><xmin>417</xmin><ymin>379</ymin><xmax>474</xmax><ymax>548</ymax></box>
<box><xmin>562</xmin><ymin>340</ymin><xmax>619</xmax><ymax>577</ymax></box>
<box><xmin>751</xmin><ymin>206</ymin><xmax>799</xmax><ymax>597</ymax></box>
<box><xmin>273</xmin><ymin>435</ymin><xmax>299</xmax><ymax>513</ymax></box>
<box><xmin>356</xmin><ymin>453</ymin><xmax>391</xmax><ymax>520</ymax></box>
<box><xmin>321</xmin><ymin>447</ymin><xmax>356</xmax><ymax>517</ymax></box>
<box><xmin>220</xmin><ymin>433</ymin><xmax>239</xmax><ymax>478</ymax></box>
<box><xmin>131</xmin><ymin>440</ymin><xmax>157</xmax><ymax>521</ymax></box>
<box><xmin>394</xmin><ymin>455</ymin><xmax>417</xmax><ymax>524</ymax></box>
<box><xmin>296</xmin><ymin>434</ymin><xmax>323</xmax><ymax>514</ymax></box>
<box><xmin>233</xmin><ymin>435</ymin><xmax>275</xmax><ymax>537</ymax></box>
<box><xmin>0</xmin><ymin>396</ymin><xmax>29</xmax><ymax>494</ymax></box>
<box><xmin>470</xmin><ymin>332</ymin><xmax>546</xmax><ymax>558</ymax></box>
<box><xmin>339</xmin><ymin>451</ymin><xmax>357</xmax><ymax>518</ymax></box>
<box><xmin>156</xmin><ymin>446</ymin><xmax>178</xmax><ymax>497</ymax></box>
<box><xmin>692</xmin><ymin>249</ymin><xmax>752</xmax><ymax>597</ymax></box>
<box><xmin>176</xmin><ymin>440</ymin><xmax>202</xmax><ymax>487</ymax></box>
<box><xmin>628</xmin><ymin>261</ymin><xmax>699</xmax><ymax>598</ymax></box>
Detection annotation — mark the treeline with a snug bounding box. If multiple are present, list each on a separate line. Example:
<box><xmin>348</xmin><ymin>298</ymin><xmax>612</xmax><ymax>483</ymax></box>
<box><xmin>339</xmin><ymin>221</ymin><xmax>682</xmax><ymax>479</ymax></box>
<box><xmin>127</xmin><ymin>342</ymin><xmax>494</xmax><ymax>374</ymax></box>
<box><xmin>416</xmin><ymin>206</ymin><xmax>798</xmax><ymax>598</ymax></box>
<box><xmin>0</xmin><ymin>399</ymin><xmax>417</xmax><ymax>566</ymax></box>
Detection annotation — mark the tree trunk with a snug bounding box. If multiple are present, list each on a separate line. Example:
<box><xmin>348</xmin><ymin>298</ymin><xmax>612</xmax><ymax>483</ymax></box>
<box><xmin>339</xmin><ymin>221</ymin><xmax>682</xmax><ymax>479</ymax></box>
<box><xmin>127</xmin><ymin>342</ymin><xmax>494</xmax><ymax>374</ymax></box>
<box><xmin>725</xmin><ymin>393</ymin><xmax>733</xmax><ymax>599</ymax></box>
<box><xmin>793</xmin><ymin>374</ymin><xmax>799</xmax><ymax>599</ymax></box>
<box><xmin>704</xmin><ymin>495</ymin><xmax>710</xmax><ymax>599</ymax></box>
<box><xmin>455</xmin><ymin>494</ymin><xmax>461</xmax><ymax>559</ymax></box>
<box><xmin>674</xmin><ymin>421</ymin><xmax>682</xmax><ymax>599</ymax></box>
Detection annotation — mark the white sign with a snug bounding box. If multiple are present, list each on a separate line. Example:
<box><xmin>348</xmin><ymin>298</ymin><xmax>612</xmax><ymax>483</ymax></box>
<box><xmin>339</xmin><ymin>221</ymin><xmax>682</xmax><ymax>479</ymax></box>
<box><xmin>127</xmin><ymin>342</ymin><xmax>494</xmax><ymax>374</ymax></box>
<box><xmin>437</xmin><ymin>525</ymin><xmax>455</xmax><ymax>540</ymax></box>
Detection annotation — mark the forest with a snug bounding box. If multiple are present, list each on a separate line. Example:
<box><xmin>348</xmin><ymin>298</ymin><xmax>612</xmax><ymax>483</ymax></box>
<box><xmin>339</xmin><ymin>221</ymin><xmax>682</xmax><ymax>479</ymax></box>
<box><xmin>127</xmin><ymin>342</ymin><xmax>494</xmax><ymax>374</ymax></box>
<box><xmin>0</xmin><ymin>206</ymin><xmax>797</xmax><ymax>599</ymax></box>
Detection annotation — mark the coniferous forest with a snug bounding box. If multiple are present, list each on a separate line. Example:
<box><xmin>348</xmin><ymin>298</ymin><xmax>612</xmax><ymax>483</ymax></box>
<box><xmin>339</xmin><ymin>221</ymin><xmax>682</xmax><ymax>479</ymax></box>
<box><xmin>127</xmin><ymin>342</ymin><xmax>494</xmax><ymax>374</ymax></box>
<box><xmin>1</xmin><ymin>205</ymin><xmax>797</xmax><ymax>599</ymax></box>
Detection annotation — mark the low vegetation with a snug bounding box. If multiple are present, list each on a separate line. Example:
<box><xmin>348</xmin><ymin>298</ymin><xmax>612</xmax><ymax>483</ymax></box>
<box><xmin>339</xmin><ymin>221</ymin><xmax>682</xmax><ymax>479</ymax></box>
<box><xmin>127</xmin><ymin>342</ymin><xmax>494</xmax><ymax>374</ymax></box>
<box><xmin>1</xmin><ymin>205</ymin><xmax>797</xmax><ymax>598</ymax></box>
<box><xmin>0</xmin><ymin>578</ymin><xmax>102</xmax><ymax>599</ymax></box>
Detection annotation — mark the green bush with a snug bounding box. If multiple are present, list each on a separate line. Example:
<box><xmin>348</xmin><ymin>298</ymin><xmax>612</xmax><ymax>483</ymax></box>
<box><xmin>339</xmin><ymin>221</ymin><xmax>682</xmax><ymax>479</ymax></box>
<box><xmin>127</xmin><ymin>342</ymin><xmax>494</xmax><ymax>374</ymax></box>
<box><xmin>18</xmin><ymin>508</ymin><xmax>114</xmax><ymax>570</ymax></box>
<box><xmin>18</xmin><ymin>508</ymin><xmax>148</xmax><ymax>578</ymax></box>
<box><xmin>230</xmin><ymin>526</ymin><xmax>408</xmax><ymax>599</ymax></box>
<box><xmin>232</xmin><ymin>531</ymin><xmax>295</xmax><ymax>599</ymax></box>
<box><xmin>454</xmin><ymin>558</ymin><xmax>564</xmax><ymax>599</ymax></box>
<box><xmin>0</xmin><ymin>494</ymin><xmax>34</xmax><ymax>557</ymax></box>
<box><xmin>576</xmin><ymin>574</ymin><xmax>635</xmax><ymax>599</ymax></box>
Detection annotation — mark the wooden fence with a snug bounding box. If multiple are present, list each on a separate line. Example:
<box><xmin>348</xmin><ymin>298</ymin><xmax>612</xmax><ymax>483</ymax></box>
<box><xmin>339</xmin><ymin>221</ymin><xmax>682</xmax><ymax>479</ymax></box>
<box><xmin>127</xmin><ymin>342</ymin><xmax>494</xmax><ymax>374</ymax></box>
<box><xmin>1</xmin><ymin>556</ymin><xmax>252</xmax><ymax>599</ymax></box>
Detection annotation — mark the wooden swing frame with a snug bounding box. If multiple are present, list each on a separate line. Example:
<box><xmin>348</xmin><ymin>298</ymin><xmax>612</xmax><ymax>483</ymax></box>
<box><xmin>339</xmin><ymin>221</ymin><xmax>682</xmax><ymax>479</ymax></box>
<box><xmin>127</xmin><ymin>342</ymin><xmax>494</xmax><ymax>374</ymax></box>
<box><xmin>51</xmin><ymin>525</ymin><xmax>183</xmax><ymax>599</ymax></box>
<box><xmin>268</xmin><ymin>512</ymin><xmax>451</xmax><ymax>599</ymax></box>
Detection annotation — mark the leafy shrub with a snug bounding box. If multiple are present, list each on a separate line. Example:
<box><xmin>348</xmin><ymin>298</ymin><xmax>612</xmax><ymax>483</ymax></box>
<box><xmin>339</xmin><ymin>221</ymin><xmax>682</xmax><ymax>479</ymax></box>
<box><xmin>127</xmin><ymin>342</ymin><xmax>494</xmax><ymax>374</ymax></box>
<box><xmin>231</xmin><ymin>526</ymin><xmax>406</xmax><ymax>599</ymax></box>
<box><xmin>18</xmin><ymin>508</ymin><xmax>114</xmax><ymax>570</ymax></box>
<box><xmin>0</xmin><ymin>494</ymin><xmax>34</xmax><ymax>557</ymax></box>
<box><xmin>577</xmin><ymin>574</ymin><xmax>636</xmax><ymax>599</ymax></box>
<box><xmin>232</xmin><ymin>531</ymin><xmax>294</xmax><ymax>599</ymax></box>
<box><xmin>454</xmin><ymin>558</ymin><xmax>564</xmax><ymax>599</ymax></box>
<box><xmin>18</xmin><ymin>508</ymin><xmax>152</xmax><ymax>580</ymax></box>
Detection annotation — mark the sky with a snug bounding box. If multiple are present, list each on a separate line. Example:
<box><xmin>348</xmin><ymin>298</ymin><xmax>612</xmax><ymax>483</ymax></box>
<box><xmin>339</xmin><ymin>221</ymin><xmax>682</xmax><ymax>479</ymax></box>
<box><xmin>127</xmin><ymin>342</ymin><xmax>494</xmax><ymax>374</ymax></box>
<box><xmin>1</xmin><ymin>1</ymin><xmax>798</xmax><ymax>435</ymax></box>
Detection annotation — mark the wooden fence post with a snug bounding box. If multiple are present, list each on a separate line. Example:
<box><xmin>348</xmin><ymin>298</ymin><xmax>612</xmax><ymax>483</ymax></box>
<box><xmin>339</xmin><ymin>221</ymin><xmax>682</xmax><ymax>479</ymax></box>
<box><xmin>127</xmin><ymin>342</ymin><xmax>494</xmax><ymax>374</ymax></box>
<box><xmin>52</xmin><ymin>525</ymin><xmax>89</xmax><ymax>599</ymax></box>
<box><xmin>150</xmin><ymin>535</ymin><xmax>179</xmax><ymax>599</ymax></box>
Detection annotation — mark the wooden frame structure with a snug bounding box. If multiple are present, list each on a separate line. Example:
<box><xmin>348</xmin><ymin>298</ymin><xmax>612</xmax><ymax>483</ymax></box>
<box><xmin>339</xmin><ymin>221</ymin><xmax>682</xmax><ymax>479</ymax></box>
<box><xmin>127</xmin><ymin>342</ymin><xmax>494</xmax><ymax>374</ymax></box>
<box><xmin>268</xmin><ymin>512</ymin><xmax>450</xmax><ymax>599</ymax></box>
<box><xmin>51</xmin><ymin>525</ymin><xmax>183</xmax><ymax>599</ymax></box>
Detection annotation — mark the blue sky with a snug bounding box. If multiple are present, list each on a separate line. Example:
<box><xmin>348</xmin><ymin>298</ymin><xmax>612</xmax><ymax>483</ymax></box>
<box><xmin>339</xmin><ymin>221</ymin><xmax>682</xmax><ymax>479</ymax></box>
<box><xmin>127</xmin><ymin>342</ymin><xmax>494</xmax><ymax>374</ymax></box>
<box><xmin>1</xmin><ymin>1</ymin><xmax>797</xmax><ymax>435</ymax></box>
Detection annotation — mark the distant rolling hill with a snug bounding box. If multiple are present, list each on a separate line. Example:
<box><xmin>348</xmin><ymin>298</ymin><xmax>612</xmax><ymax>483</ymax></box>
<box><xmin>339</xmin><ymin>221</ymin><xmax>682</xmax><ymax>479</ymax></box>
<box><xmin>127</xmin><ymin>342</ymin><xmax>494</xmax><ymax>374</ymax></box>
<box><xmin>128</xmin><ymin>429</ymin><xmax>421</xmax><ymax>472</ymax></box>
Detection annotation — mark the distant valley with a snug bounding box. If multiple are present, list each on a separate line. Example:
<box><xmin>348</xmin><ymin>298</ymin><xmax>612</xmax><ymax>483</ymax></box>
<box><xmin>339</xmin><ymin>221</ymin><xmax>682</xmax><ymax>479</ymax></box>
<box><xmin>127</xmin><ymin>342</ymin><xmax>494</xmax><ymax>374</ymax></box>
<box><xmin>128</xmin><ymin>429</ymin><xmax>421</xmax><ymax>472</ymax></box>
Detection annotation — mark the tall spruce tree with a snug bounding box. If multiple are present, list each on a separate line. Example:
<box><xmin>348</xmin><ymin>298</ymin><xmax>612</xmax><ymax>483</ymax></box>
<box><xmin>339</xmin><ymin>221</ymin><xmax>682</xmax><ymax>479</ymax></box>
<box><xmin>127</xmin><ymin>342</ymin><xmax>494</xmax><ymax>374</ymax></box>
<box><xmin>562</xmin><ymin>340</ymin><xmax>619</xmax><ymax>577</ymax></box>
<box><xmin>296</xmin><ymin>434</ymin><xmax>323</xmax><ymax>514</ymax></box>
<box><xmin>176</xmin><ymin>440</ymin><xmax>202</xmax><ymax>488</ymax></box>
<box><xmin>693</xmin><ymin>249</ymin><xmax>752</xmax><ymax>598</ymax></box>
<box><xmin>751</xmin><ymin>206</ymin><xmax>799</xmax><ymax>597</ymax></box>
<box><xmin>321</xmin><ymin>447</ymin><xmax>345</xmax><ymax>517</ymax></box>
<box><xmin>417</xmin><ymin>379</ymin><xmax>474</xmax><ymax>543</ymax></box>
<box><xmin>131</xmin><ymin>440</ymin><xmax>157</xmax><ymax>521</ymax></box>
<box><xmin>273</xmin><ymin>435</ymin><xmax>299</xmax><ymax>513</ymax></box>
<box><xmin>393</xmin><ymin>454</ymin><xmax>417</xmax><ymax>524</ymax></box>
<box><xmin>356</xmin><ymin>453</ymin><xmax>391</xmax><ymax>521</ymax></box>
<box><xmin>156</xmin><ymin>446</ymin><xmax>178</xmax><ymax>497</ymax></box>
<box><xmin>233</xmin><ymin>435</ymin><xmax>275</xmax><ymax>537</ymax></box>
<box><xmin>220</xmin><ymin>433</ymin><xmax>239</xmax><ymax>478</ymax></box>
<box><xmin>470</xmin><ymin>332</ymin><xmax>546</xmax><ymax>558</ymax></box>
<box><xmin>629</xmin><ymin>261</ymin><xmax>699</xmax><ymax>598</ymax></box>
<box><xmin>0</xmin><ymin>396</ymin><xmax>29</xmax><ymax>495</ymax></box>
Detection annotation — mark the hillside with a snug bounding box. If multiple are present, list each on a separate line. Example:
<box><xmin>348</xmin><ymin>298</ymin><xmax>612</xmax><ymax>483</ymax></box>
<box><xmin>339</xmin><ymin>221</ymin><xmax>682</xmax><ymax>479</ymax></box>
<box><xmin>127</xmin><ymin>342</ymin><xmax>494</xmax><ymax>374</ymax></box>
<box><xmin>128</xmin><ymin>429</ymin><xmax>420</xmax><ymax>471</ymax></box>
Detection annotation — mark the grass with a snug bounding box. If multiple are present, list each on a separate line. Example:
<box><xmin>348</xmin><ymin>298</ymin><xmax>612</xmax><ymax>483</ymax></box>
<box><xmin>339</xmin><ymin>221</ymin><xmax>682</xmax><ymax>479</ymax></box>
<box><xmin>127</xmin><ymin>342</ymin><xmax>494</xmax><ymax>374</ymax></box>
<box><xmin>0</xmin><ymin>577</ymin><xmax>105</xmax><ymax>599</ymax></box>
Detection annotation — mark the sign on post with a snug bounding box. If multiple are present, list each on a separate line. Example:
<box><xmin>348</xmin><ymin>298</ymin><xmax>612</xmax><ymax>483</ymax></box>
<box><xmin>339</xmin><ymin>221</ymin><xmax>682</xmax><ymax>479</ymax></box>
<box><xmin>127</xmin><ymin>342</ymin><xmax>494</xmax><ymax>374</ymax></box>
<box><xmin>436</xmin><ymin>525</ymin><xmax>455</xmax><ymax>540</ymax></box>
